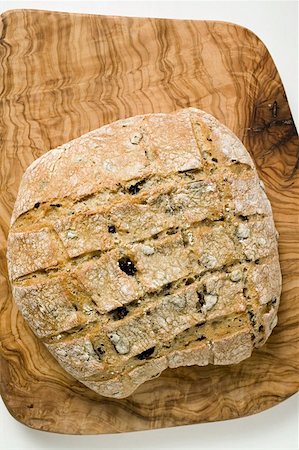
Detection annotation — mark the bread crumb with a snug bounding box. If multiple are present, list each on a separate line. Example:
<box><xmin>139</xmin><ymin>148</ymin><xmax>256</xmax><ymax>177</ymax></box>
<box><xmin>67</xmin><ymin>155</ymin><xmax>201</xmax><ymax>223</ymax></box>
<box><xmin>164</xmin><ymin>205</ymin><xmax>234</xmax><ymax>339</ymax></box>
<box><xmin>201</xmin><ymin>255</ymin><xmax>218</xmax><ymax>269</ymax></box>
<box><xmin>236</xmin><ymin>223</ymin><xmax>250</xmax><ymax>239</ymax></box>
<box><xmin>170</xmin><ymin>296</ymin><xmax>186</xmax><ymax>309</ymax></box>
<box><xmin>108</xmin><ymin>332</ymin><xmax>130</xmax><ymax>355</ymax></box>
<box><xmin>257</xmin><ymin>237</ymin><xmax>266</xmax><ymax>246</ymax></box>
<box><xmin>67</xmin><ymin>230</ymin><xmax>77</xmax><ymax>239</ymax></box>
<box><xmin>204</xmin><ymin>294</ymin><xmax>218</xmax><ymax>311</ymax></box>
<box><xmin>130</xmin><ymin>132</ymin><xmax>143</xmax><ymax>145</ymax></box>
<box><xmin>230</xmin><ymin>269</ymin><xmax>242</xmax><ymax>282</ymax></box>
<box><xmin>142</xmin><ymin>245</ymin><xmax>155</xmax><ymax>256</ymax></box>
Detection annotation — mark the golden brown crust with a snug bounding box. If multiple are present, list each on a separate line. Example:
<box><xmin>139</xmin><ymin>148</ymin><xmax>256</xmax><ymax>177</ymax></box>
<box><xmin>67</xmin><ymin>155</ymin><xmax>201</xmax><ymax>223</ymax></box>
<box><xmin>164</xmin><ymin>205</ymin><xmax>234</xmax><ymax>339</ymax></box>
<box><xmin>7</xmin><ymin>108</ymin><xmax>282</xmax><ymax>398</ymax></box>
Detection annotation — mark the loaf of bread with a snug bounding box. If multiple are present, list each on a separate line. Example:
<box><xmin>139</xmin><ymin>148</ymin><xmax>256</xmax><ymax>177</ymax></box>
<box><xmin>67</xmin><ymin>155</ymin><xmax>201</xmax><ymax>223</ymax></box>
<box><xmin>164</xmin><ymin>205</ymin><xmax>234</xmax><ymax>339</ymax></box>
<box><xmin>7</xmin><ymin>108</ymin><xmax>281</xmax><ymax>398</ymax></box>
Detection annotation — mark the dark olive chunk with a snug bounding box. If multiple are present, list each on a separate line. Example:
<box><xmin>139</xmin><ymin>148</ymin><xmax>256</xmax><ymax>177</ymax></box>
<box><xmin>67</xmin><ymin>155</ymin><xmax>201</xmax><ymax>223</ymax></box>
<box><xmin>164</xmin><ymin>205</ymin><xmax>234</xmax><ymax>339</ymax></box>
<box><xmin>197</xmin><ymin>335</ymin><xmax>206</xmax><ymax>341</ymax></box>
<box><xmin>197</xmin><ymin>291</ymin><xmax>205</xmax><ymax>311</ymax></box>
<box><xmin>118</xmin><ymin>256</ymin><xmax>137</xmax><ymax>276</ymax></box>
<box><xmin>247</xmin><ymin>310</ymin><xmax>256</xmax><ymax>325</ymax></box>
<box><xmin>128</xmin><ymin>180</ymin><xmax>145</xmax><ymax>195</ymax></box>
<box><xmin>108</xmin><ymin>224</ymin><xmax>116</xmax><ymax>233</ymax></box>
<box><xmin>93</xmin><ymin>343</ymin><xmax>105</xmax><ymax>358</ymax></box>
<box><xmin>161</xmin><ymin>282</ymin><xmax>172</xmax><ymax>294</ymax></box>
<box><xmin>112</xmin><ymin>306</ymin><xmax>128</xmax><ymax>320</ymax></box>
<box><xmin>136</xmin><ymin>347</ymin><xmax>155</xmax><ymax>360</ymax></box>
<box><xmin>239</xmin><ymin>215</ymin><xmax>249</xmax><ymax>221</ymax></box>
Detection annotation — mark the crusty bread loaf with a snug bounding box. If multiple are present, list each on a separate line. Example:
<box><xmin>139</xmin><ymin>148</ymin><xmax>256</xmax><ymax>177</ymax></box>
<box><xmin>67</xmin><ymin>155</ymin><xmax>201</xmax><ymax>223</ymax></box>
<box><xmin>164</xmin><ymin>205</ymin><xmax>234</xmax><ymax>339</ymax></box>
<box><xmin>7</xmin><ymin>108</ymin><xmax>281</xmax><ymax>398</ymax></box>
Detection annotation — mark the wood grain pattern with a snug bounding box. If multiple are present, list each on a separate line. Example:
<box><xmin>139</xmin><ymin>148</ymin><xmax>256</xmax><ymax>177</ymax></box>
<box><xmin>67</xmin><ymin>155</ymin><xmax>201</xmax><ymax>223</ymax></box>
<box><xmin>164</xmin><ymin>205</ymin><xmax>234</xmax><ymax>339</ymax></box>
<box><xmin>0</xmin><ymin>9</ymin><xmax>298</xmax><ymax>434</ymax></box>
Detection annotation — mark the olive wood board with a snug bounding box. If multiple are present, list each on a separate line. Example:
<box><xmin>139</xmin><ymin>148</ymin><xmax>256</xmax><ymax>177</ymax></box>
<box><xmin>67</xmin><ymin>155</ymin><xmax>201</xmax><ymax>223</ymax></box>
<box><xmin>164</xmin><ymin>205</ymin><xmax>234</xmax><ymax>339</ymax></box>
<box><xmin>0</xmin><ymin>9</ymin><xmax>298</xmax><ymax>435</ymax></box>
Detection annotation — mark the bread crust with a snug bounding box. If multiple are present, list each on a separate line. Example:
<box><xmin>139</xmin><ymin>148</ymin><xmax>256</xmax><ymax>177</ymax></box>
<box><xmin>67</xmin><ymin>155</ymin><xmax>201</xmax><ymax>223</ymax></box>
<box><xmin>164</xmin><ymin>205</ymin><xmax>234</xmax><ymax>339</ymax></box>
<box><xmin>7</xmin><ymin>108</ymin><xmax>281</xmax><ymax>398</ymax></box>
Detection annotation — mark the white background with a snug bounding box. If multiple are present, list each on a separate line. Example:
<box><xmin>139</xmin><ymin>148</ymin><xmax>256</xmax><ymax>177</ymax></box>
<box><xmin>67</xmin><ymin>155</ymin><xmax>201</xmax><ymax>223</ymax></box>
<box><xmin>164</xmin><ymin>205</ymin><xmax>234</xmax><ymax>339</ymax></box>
<box><xmin>0</xmin><ymin>1</ymin><xmax>298</xmax><ymax>449</ymax></box>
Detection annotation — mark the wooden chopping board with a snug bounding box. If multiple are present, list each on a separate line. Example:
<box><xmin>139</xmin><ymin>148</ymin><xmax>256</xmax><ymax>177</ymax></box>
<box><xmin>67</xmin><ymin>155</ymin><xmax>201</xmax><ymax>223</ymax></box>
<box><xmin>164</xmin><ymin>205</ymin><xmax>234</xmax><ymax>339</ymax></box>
<box><xmin>0</xmin><ymin>9</ymin><xmax>298</xmax><ymax>435</ymax></box>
